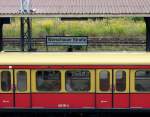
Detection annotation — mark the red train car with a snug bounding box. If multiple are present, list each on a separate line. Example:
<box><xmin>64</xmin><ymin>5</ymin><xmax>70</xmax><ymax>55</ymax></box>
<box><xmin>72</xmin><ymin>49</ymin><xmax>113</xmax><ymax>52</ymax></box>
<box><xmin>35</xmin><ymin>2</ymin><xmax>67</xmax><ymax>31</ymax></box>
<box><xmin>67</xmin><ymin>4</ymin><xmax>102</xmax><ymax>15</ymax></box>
<box><xmin>0</xmin><ymin>52</ymin><xmax>150</xmax><ymax>113</ymax></box>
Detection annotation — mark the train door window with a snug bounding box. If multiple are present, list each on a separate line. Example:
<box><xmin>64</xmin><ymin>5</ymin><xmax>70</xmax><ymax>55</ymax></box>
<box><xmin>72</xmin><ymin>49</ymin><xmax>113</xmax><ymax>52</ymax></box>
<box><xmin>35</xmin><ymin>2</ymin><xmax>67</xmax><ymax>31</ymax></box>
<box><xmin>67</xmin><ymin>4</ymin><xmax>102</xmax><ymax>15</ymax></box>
<box><xmin>135</xmin><ymin>70</ymin><xmax>150</xmax><ymax>91</ymax></box>
<box><xmin>36</xmin><ymin>70</ymin><xmax>61</xmax><ymax>91</ymax></box>
<box><xmin>99</xmin><ymin>70</ymin><xmax>110</xmax><ymax>91</ymax></box>
<box><xmin>1</xmin><ymin>71</ymin><xmax>11</xmax><ymax>91</ymax></box>
<box><xmin>65</xmin><ymin>70</ymin><xmax>90</xmax><ymax>92</ymax></box>
<box><xmin>17</xmin><ymin>71</ymin><xmax>27</xmax><ymax>92</ymax></box>
<box><xmin>116</xmin><ymin>71</ymin><xmax>126</xmax><ymax>91</ymax></box>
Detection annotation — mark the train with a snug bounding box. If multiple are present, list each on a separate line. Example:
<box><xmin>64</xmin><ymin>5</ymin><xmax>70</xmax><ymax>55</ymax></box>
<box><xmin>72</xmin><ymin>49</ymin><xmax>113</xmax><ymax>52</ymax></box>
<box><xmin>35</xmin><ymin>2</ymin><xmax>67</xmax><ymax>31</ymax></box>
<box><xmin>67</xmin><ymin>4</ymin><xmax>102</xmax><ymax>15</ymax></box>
<box><xmin>0</xmin><ymin>52</ymin><xmax>150</xmax><ymax>113</ymax></box>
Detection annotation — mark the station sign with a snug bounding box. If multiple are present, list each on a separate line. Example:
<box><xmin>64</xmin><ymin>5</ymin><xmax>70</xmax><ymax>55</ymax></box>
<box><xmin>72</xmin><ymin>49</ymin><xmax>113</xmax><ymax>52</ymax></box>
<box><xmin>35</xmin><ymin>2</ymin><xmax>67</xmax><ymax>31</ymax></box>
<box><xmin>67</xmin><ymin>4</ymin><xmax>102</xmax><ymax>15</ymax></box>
<box><xmin>46</xmin><ymin>36</ymin><xmax>88</xmax><ymax>46</ymax></box>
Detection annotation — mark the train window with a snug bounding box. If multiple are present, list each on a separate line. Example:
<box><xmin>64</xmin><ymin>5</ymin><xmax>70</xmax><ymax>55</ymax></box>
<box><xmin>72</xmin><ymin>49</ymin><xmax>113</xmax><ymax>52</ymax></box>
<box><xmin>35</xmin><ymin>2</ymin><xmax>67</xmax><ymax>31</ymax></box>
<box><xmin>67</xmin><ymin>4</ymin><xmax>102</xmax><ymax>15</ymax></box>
<box><xmin>116</xmin><ymin>71</ymin><xmax>126</xmax><ymax>91</ymax></box>
<box><xmin>36</xmin><ymin>70</ymin><xmax>61</xmax><ymax>91</ymax></box>
<box><xmin>65</xmin><ymin>70</ymin><xmax>90</xmax><ymax>92</ymax></box>
<box><xmin>17</xmin><ymin>71</ymin><xmax>27</xmax><ymax>92</ymax></box>
<box><xmin>99</xmin><ymin>71</ymin><xmax>110</xmax><ymax>91</ymax></box>
<box><xmin>1</xmin><ymin>71</ymin><xmax>11</xmax><ymax>91</ymax></box>
<box><xmin>135</xmin><ymin>70</ymin><xmax>150</xmax><ymax>91</ymax></box>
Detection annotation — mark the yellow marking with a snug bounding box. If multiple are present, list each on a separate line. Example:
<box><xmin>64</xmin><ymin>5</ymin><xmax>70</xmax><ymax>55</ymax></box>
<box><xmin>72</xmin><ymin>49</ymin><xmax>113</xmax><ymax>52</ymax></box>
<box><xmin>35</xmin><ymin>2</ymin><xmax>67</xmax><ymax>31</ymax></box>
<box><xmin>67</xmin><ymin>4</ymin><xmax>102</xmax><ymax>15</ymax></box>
<box><xmin>130</xmin><ymin>70</ymin><xmax>136</xmax><ymax>93</ymax></box>
<box><xmin>61</xmin><ymin>70</ymin><xmax>66</xmax><ymax>92</ymax></box>
<box><xmin>0</xmin><ymin>52</ymin><xmax>149</xmax><ymax>65</ymax></box>
<box><xmin>31</xmin><ymin>69</ymin><xmax>36</xmax><ymax>93</ymax></box>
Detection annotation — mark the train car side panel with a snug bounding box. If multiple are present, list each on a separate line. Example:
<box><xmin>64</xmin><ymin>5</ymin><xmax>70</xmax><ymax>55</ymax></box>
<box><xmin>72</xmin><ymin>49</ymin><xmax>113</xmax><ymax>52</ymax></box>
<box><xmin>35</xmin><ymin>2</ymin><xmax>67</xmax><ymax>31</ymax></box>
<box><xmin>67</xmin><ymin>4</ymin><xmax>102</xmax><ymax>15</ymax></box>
<box><xmin>32</xmin><ymin>93</ymin><xmax>94</xmax><ymax>108</ymax></box>
<box><xmin>130</xmin><ymin>69</ymin><xmax>150</xmax><ymax>108</ymax></box>
<box><xmin>96</xmin><ymin>94</ymin><xmax>112</xmax><ymax>108</ymax></box>
<box><xmin>114</xmin><ymin>94</ymin><xmax>129</xmax><ymax>108</ymax></box>
<box><xmin>130</xmin><ymin>94</ymin><xmax>150</xmax><ymax>108</ymax></box>
<box><xmin>0</xmin><ymin>94</ymin><xmax>13</xmax><ymax>108</ymax></box>
<box><xmin>31</xmin><ymin>69</ymin><xmax>95</xmax><ymax>109</ymax></box>
<box><xmin>15</xmin><ymin>94</ymin><xmax>30</xmax><ymax>108</ymax></box>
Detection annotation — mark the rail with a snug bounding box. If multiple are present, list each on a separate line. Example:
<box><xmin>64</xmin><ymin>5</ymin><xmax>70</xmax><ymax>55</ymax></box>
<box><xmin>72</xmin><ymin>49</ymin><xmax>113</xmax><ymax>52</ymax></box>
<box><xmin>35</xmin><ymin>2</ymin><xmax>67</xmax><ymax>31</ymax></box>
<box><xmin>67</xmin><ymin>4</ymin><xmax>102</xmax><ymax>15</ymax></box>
<box><xmin>3</xmin><ymin>37</ymin><xmax>145</xmax><ymax>46</ymax></box>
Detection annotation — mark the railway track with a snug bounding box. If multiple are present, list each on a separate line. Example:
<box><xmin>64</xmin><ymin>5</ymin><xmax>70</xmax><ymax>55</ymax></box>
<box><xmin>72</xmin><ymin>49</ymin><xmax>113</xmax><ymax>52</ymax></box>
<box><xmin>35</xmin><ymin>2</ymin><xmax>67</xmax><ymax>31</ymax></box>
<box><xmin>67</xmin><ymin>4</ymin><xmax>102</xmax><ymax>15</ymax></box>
<box><xmin>3</xmin><ymin>37</ymin><xmax>145</xmax><ymax>46</ymax></box>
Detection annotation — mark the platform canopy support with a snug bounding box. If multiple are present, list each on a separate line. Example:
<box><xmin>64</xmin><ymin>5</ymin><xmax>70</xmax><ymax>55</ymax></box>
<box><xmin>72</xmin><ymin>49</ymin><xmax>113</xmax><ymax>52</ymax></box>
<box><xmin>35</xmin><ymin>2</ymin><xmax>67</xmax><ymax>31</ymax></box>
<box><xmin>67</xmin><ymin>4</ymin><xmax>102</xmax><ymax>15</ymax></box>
<box><xmin>20</xmin><ymin>0</ymin><xmax>33</xmax><ymax>52</ymax></box>
<box><xmin>0</xmin><ymin>20</ymin><xmax>3</xmax><ymax>51</ymax></box>
<box><xmin>0</xmin><ymin>18</ymin><xmax>10</xmax><ymax>52</ymax></box>
<box><xmin>20</xmin><ymin>17</ymin><xmax>25</xmax><ymax>52</ymax></box>
<box><xmin>144</xmin><ymin>17</ymin><xmax>150</xmax><ymax>52</ymax></box>
<box><xmin>20</xmin><ymin>17</ymin><xmax>32</xmax><ymax>52</ymax></box>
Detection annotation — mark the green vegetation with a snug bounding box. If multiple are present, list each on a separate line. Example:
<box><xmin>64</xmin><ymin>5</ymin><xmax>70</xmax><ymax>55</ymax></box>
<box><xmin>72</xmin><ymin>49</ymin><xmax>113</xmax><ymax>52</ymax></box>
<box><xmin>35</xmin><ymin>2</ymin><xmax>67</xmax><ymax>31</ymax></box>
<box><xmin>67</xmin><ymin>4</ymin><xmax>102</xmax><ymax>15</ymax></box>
<box><xmin>3</xmin><ymin>18</ymin><xmax>146</xmax><ymax>38</ymax></box>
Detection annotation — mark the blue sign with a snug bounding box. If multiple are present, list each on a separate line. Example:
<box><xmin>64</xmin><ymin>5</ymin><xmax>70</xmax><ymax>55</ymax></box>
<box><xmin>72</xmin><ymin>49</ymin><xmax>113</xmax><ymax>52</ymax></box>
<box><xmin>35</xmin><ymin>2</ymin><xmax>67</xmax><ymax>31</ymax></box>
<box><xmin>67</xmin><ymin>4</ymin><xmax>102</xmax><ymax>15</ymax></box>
<box><xmin>46</xmin><ymin>36</ymin><xmax>88</xmax><ymax>46</ymax></box>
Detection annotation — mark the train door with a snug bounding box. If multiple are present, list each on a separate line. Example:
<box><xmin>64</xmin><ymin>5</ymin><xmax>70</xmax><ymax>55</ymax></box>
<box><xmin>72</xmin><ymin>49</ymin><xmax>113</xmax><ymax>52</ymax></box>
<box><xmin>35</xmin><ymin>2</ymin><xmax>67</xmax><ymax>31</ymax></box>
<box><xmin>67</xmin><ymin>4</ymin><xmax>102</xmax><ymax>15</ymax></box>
<box><xmin>0</xmin><ymin>70</ymin><xmax>13</xmax><ymax>108</ymax></box>
<box><xmin>14</xmin><ymin>69</ymin><xmax>31</xmax><ymax>108</ymax></box>
<box><xmin>113</xmin><ymin>69</ymin><xmax>129</xmax><ymax>108</ymax></box>
<box><xmin>96</xmin><ymin>69</ymin><xmax>113</xmax><ymax>108</ymax></box>
<box><xmin>96</xmin><ymin>69</ymin><xmax>129</xmax><ymax>108</ymax></box>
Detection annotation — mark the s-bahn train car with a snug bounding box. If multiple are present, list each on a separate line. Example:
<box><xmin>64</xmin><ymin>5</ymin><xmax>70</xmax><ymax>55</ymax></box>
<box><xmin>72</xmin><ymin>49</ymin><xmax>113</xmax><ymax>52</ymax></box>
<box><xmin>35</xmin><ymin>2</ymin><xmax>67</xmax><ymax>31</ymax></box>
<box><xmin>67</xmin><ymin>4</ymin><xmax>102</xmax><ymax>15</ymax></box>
<box><xmin>0</xmin><ymin>52</ymin><xmax>150</xmax><ymax>113</ymax></box>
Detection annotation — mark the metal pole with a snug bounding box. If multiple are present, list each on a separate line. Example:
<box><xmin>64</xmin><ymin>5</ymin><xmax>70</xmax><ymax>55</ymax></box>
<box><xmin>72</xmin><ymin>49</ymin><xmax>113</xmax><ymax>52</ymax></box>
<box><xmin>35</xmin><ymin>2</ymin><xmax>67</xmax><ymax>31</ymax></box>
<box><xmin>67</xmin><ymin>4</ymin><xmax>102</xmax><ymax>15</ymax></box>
<box><xmin>0</xmin><ymin>21</ymin><xmax>3</xmax><ymax>51</ymax></box>
<box><xmin>27</xmin><ymin>17</ymin><xmax>32</xmax><ymax>51</ymax></box>
<box><xmin>144</xmin><ymin>17</ymin><xmax>150</xmax><ymax>52</ymax></box>
<box><xmin>20</xmin><ymin>17</ymin><xmax>25</xmax><ymax>51</ymax></box>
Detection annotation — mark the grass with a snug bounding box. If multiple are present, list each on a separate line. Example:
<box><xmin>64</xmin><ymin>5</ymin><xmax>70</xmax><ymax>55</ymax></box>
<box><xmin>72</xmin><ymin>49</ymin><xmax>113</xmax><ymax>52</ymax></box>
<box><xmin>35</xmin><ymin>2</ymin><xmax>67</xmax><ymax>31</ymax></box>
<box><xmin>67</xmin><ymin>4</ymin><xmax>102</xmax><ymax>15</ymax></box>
<box><xmin>3</xmin><ymin>18</ymin><xmax>146</xmax><ymax>38</ymax></box>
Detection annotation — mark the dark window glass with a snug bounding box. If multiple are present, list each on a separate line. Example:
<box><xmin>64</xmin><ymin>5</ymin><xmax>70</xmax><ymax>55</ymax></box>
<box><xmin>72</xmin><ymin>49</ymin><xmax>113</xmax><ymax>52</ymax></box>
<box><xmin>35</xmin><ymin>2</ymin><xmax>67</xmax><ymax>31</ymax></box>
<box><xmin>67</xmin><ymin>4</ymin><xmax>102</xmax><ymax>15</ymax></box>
<box><xmin>36</xmin><ymin>71</ymin><xmax>61</xmax><ymax>91</ymax></box>
<box><xmin>116</xmin><ymin>71</ymin><xmax>126</xmax><ymax>91</ymax></box>
<box><xmin>99</xmin><ymin>71</ymin><xmax>110</xmax><ymax>91</ymax></box>
<box><xmin>1</xmin><ymin>71</ymin><xmax>11</xmax><ymax>91</ymax></box>
<box><xmin>135</xmin><ymin>70</ymin><xmax>150</xmax><ymax>91</ymax></box>
<box><xmin>66</xmin><ymin>70</ymin><xmax>90</xmax><ymax>91</ymax></box>
<box><xmin>17</xmin><ymin>71</ymin><xmax>27</xmax><ymax>92</ymax></box>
